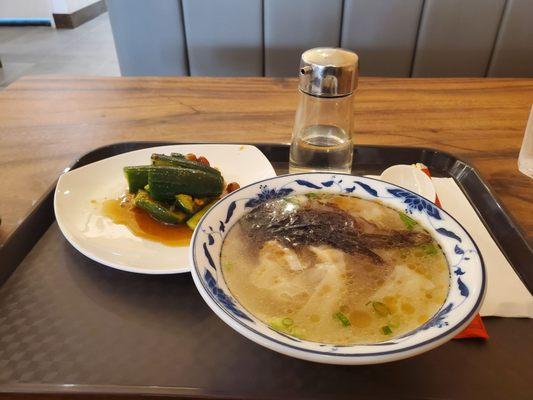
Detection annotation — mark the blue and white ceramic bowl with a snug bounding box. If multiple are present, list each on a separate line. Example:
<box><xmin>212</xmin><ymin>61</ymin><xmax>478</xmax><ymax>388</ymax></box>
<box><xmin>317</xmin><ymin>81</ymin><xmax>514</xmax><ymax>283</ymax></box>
<box><xmin>189</xmin><ymin>173</ymin><xmax>486</xmax><ymax>365</ymax></box>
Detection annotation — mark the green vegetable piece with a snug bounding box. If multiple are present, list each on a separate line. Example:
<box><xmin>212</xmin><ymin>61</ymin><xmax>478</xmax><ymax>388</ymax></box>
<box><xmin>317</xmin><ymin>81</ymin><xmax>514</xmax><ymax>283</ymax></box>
<box><xmin>223</xmin><ymin>261</ymin><xmax>233</xmax><ymax>271</ymax></box>
<box><xmin>305</xmin><ymin>193</ymin><xmax>318</xmax><ymax>199</ymax></box>
<box><xmin>282</xmin><ymin>197</ymin><xmax>299</xmax><ymax>206</ymax></box>
<box><xmin>382</xmin><ymin>325</ymin><xmax>393</xmax><ymax>335</ymax></box>
<box><xmin>175</xmin><ymin>194</ymin><xmax>198</xmax><ymax>215</ymax></box>
<box><xmin>170</xmin><ymin>153</ymin><xmax>186</xmax><ymax>159</ymax></box>
<box><xmin>269</xmin><ymin>317</ymin><xmax>305</xmax><ymax>338</ymax></box>
<box><xmin>151</xmin><ymin>153</ymin><xmax>221</xmax><ymax>176</ymax></box>
<box><xmin>133</xmin><ymin>190</ymin><xmax>187</xmax><ymax>224</ymax></box>
<box><xmin>398</xmin><ymin>212</ymin><xmax>417</xmax><ymax>231</ymax></box>
<box><xmin>269</xmin><ymin>317</ymin><xmax>285</xmax><ymax>331</ymax></box>
<box><xmin>289</xmin><ymin>327</ymin><xmax>305</xmax><ymax>339</ymax></box>
<box><xmin>282</xmin><ymin>318</ymin><xmax>294</xmax><ymax>327</ymax></box>
<box><xmin>420</xmin><ymin>243</ymin><xmax>438</xmax><ymax>255</ymax></box>
<box><xmin>372</xmin><ymin>301</ymin><xmax>391</xmax><ymax>317</ymax></box>
<box><xmin>124</xmin><ymin>166</ymin><xmax>155</xmax><ymax>193</ymax></box>
<box><xmin>186</xmin><ymin>201</ymin><xmax>217</xmax><ymax>230</ymax></box>
<box><xmin>148</xmin><ymin>166</ymin><xmax>224</xmax><ymax>201</ymax></box>
<box><xmin>334</xmin><ymin>311</ymin><xmax>351</xmax><ymax>327</ymax></box>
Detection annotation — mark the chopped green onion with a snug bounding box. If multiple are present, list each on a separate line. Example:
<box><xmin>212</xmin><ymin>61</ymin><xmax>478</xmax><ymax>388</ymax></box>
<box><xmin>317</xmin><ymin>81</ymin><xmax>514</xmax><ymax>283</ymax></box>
<box><xmin>420</xmin><ymin>243</ymin><xmax>438</xmax><ymax>255</ymax></box>
<box><xmin>282</xmin><ymin>197</ymin><xmax>300</xmax><ymax>206</ymax></box>
<box><xmin>269</xmin><ymin>318</ymin><xmax>286</xmax><ymax>332</ymax></box>
<box><xmin>399</xmin><ymin>212</ymin><xmax>417</xmax><ymax>231</ymax></box>
<box><xmin>223</xmin><ymin>262</ymin><xmax>233</xmax><ymax>271</ymax></box>
<box><xmin>334</xmin><ymin>311</ymin><xmax>351</xmax><ymax>327</ymax></box>
<box><xmin>289</xmin><ymin>327</ymin><xmax>305</xmax><ymax>339</ymax></box>
<box><xmin>305</xmin><ymin>193</ymin><xmax>318</xmax><ymax>199</ymax></box>
<box><xmin>269</xmin><ymin>317</ymin><xmax>305</xmax><ymax>338</ymax></box>
<box><xmin>372</xmin><ymin>301</ymin><xmax>391</xmax><ymax>317</ymax></box>
<box><xmin>382</xmin><ymin>325</ymin><xmax>393</xmax><ymax>335</ymax></box>
<box><xmin>282</xmin><ymin>317</ymin><xmax>294</xmax><ymax>327</ymax></box>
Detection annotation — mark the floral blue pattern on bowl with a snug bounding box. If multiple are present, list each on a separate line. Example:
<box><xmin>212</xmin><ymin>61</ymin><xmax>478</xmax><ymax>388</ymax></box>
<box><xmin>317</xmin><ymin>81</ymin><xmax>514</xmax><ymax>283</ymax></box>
<box><xmin>189</xmin><ymin>173</ymin><xmax>486</xmax><ymax>365</ymax></box>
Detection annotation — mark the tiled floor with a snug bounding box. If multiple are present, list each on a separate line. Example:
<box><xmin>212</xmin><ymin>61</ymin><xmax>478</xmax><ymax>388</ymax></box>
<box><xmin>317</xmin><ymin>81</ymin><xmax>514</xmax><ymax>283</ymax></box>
<box><xmin>0</xmin><ymin>13</ymin><xmax>120</xmax><ymax>88</ymax></box>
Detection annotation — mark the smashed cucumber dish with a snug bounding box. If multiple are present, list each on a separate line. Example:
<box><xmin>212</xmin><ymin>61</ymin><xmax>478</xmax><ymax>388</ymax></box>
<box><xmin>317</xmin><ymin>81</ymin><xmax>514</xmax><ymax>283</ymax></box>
<box><xmin>124</xmin><ymin>153</ymin><xmax>238</xmax><ymax>230</ymax></box>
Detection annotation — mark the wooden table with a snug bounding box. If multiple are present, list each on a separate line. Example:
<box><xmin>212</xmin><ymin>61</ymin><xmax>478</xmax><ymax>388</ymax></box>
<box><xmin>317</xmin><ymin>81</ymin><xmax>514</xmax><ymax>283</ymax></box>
<box><xmin>0</xmin><ymin>76</ymin><xmax>532</xmax><ymax>398</ymax></box>
<box><xmin>0</xmin><ymin>76</ymin><xmax>532</xmax><ymax>247</ymax></box>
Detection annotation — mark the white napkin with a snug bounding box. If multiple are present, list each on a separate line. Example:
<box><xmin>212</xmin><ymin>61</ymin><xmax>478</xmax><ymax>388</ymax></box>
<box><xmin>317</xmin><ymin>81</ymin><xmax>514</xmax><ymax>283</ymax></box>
<box><xmin>431</xmin><ymin>178</ymin><xmax>533</xmax><ymax>318</ymax></box>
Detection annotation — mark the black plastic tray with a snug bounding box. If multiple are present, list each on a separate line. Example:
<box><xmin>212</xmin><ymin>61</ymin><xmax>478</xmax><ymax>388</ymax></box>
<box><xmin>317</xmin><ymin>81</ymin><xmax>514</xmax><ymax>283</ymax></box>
<box><xmin>0</xmin><ymin>142</ymin><xmax>531</xmax><ymax>400</ymax></box>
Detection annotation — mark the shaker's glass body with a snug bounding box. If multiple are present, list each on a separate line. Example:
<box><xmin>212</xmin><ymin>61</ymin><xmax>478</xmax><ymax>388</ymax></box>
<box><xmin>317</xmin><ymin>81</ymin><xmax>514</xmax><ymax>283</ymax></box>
<box><xmin>289</xmin><ymin>90</ymin><xmax>354</xmax><ymax>173</ymax></box>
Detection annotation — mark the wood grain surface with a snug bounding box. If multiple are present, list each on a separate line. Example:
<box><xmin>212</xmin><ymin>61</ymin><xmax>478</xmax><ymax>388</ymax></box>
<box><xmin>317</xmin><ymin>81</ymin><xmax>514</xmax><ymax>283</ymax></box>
<box><xmin>0</xmin><ymin>76</ymin><xmax>532</xmax><ymax>246</ymax></box>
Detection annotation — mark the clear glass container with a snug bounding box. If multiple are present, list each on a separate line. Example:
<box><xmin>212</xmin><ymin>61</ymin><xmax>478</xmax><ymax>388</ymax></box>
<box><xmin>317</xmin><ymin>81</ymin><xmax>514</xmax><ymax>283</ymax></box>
<box><xmin>289</xmin><ymin>92</ymin><xmax>354</xmax><ymax>173</ymax></box>
<box><xmin>289</xmin><ymin>48</ymin><xmax>358</xmax><ymax>174</ymax></box>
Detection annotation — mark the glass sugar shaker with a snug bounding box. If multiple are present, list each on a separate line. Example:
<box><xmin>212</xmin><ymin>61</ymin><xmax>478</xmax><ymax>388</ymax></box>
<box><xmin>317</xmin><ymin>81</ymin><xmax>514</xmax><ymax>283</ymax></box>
<box><xmin>289</xmin><ymin>47</ymin><xmax>359</xmax><ymax>173</ymax></box>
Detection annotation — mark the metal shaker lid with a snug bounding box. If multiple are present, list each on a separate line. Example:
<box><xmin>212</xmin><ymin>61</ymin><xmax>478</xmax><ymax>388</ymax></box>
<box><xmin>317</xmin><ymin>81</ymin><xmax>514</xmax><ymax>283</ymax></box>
<box><xmin>298</xmin><ymin>47</ymin><xmax>359</xmax><ymax>97</ymax></box>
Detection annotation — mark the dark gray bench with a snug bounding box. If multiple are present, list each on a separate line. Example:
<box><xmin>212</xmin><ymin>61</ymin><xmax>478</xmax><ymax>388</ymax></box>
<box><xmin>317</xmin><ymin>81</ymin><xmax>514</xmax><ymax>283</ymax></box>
<box><xmin>106</xmin><ymin>0</ymin><xmax>533</xmax><ymax>77</ymax></box>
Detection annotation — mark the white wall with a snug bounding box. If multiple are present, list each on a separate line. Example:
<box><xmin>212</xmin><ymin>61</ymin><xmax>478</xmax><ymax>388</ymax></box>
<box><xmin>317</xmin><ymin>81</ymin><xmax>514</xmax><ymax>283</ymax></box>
<box><xmin>0</xmin><ymin>0</ymin><xmax>54</xmax><ymax>19</ymax></box>
<box><xmin>0</xmin><ymin>0</ymin><xmax>100</xmax><ymax>19</ymax></box>
<box><xmin>51</xmin><ymin>0</ymin><xmax>100</xmax><ymax>14</ymax></box>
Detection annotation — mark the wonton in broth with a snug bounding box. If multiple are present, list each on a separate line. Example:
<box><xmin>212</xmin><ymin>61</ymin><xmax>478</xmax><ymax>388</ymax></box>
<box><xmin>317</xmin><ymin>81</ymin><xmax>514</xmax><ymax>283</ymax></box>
<box><xmin>221</xmin><ymin>193</ymin><xmax>449</xmax><ymax>344</ymax></box>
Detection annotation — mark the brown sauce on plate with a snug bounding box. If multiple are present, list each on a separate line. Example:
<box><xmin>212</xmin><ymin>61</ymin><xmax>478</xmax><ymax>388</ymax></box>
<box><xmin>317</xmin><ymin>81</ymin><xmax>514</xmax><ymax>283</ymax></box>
<box><xmin>101</xmin><ymin>196</ymin><xmax>192</xmax><ymax>247</ymax></box>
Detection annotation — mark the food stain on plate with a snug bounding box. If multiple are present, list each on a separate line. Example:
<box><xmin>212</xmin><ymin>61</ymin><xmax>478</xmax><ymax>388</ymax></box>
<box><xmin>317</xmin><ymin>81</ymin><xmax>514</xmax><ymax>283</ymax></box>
<box><xmin>101</xmin><ymin>196</ymin><xmax>192</xmax><ymax>247</ymax></box>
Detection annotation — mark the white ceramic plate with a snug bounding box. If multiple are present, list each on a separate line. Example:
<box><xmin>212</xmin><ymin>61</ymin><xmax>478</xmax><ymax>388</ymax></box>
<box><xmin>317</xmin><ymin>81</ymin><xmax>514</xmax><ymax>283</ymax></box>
<box><xmin>380</xmin><ymin>164</ymin><xmax>436</xmax><ymax>201</ymax></box>
<box><xmin>54</xmin><ymin>144</ymin><xmax>276</xmax><ymax>274</ymax></box>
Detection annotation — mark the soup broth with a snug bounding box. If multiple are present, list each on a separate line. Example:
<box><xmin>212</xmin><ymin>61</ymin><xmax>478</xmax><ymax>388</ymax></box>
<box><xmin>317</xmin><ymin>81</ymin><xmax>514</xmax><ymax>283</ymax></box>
<box><xmin>221</xmin><ymin>193</ymin><xmax>449</xmax><ymax>344</ymax></box>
